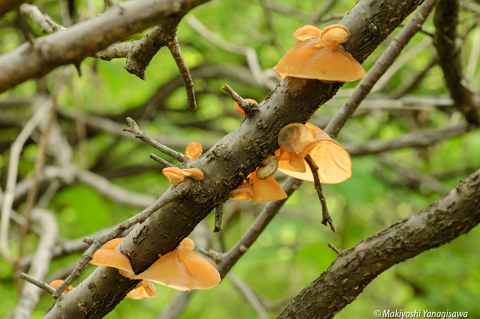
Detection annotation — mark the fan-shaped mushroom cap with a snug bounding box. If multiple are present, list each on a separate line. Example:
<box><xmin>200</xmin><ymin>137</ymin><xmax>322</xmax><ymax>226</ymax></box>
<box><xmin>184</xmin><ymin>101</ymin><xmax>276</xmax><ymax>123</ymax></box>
<box><xmin>278</xmin><ymin>123</ymin><xmax>314</xmax><ymax>153</ymax></box>
<box><xmin>102</xmin><ymin>238</ymin><xmax>124</xmax><ymax>250</ymax></box>
<box><xmin>185</xmin><ymin>142</ymin><xmax>202</xmax><ymax>160</ymax></box>
<box><xmin>251</xmin><ymin>172</ymin><xmax>287</xmax><ymax>204</ymax></box>
<box><xmin>90</xmin><ymin>249</ymin><xmax>136</xmax><ymax>279</ymax></box>
<box><xmin>135</xmin><ymin>239</ymin><xmax>220</xmax><ymax>291</ymax></box>
<box><xmin>163</xmin><ymin>167</ymin><xmax>185</xmax><ymax>186</ymax></box>
<box><xmin>277</xmin><ymin>123</ymin><xmax>352</xmax><ymax>184</ymax></box>
<box><xmin>274</xmin><ymin>40</ymin><xmax>366</xmax><ymax>82</ymax></box>
<box><xmin>256</xmin><ymin>155</ymin><xmax>279</xmax><ymax>180</ymax></box>
<box><xmin>234</xmin><ymin>99</ymin><xmax>258</xmax><ymax>117</ymax></box>
<box><xmin>181</xmin><ymin>168</ymin><xmax>204</xmax><ymax>180</ymax></box>
<box><xmin>126</xmin><ymin>280</ymin><xmax>157</xmax><ymax>300</ymax></box>
<box><xmin>320</xmin><ymin>25</ymin><xmax>350</xmax><ymax>46</ymax></box>
<box><xmin>229</xmin><ymin>180</ymin><xmax>254</xmax><ymax>201</ymax></box>
<box><xmin>49</xmin><ymin>280</ymin><xmax>74</xmax><ymax>293</ymax></box>
<box><xmin>294</xmin><ymin>25</ymin><xmax>322</xmax><ymax>42</ymax></box>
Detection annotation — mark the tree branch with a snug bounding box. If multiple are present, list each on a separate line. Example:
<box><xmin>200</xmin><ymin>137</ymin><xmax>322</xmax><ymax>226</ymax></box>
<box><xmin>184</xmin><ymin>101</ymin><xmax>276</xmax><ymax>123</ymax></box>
<box><xmin>43</xmin><ymin>0</ymin><xmax>427</xmax><ymax>316</ymax></box>
<box><xmin>434</xmin><ymin>0</ymin><xmax>480</xmax><ymax>126</ymax></box>
<box><xmin>0</xmin><ymin>0</ymin><xmax>210</xmax><ymax>93</ymax></box>
<box><xmin>277</xmin><ymin>168</ymin><xmax>480</xmax><ymax>319</ymax></box>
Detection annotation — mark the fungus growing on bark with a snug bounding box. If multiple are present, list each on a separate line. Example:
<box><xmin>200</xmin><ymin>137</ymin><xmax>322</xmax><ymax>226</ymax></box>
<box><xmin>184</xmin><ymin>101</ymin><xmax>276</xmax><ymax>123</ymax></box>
<box><xmin>185</xmin><ymin>142</ymin><xmax>202</xmax><ymax>160</ymax></box>
<box><xmin>273</xmin><ymin>24</ymin><xmax>366</xmax><ymax>82</ymax></box>
<box><xmin>234</xmin><ymin>99</ymin><xmax>258</xmax><ymax>116</ymax></box>
<box><xmin>135</xmin><ymin>238</ymin><xmax>221</xmax><ymax>291</ymax></box>
<box><xmin>163</xmin><ymin>167</ymin><xmax>185</xmax><ymax>186</ymax></box>
<box><xmin>229</xmin><ymin>169</ymin><xmax>287</xmax><ymax>204</ymax></box>
<box><xmin>276</xmin><ymin>123</ymin><xmax>352</xmax><ymax>184</ymax></box>
<box><xmin>49</xmin><ymin>280</ymin><xmax>74</xmax><ymax>293</ymax></box>
<box><xmin>229</xmin><ymin>180</ymin><xmax>254</xmax><ymax>201</ymax></box>
<box><xmin>126</xmin><ymin>280</ymin><xmax>157</xmax><ymax>300</ymax></box>
<box><xmin>181</xmin><ymin>168</ymin><xmax>205</xmax><ymax>180</ymax></box>
<box><xmin>89</xmin><ymin>238</ymin><xmax>136</xmax><ymax>279</ymax></box>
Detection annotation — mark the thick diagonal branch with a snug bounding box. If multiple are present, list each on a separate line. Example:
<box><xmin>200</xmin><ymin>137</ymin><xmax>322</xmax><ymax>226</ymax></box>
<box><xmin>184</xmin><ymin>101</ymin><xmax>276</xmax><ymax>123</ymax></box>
<box><xmin>278</xmin><ymin>168</ymin><xmax>480</xmax><ymax>319</ymax></box>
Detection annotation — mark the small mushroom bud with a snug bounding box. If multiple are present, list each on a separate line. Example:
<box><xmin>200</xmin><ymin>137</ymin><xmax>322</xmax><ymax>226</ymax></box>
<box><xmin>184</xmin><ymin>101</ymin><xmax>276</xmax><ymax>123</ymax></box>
<box><xmin>256</xmin><ymin>156</ymin><xmax>279</xmax><ymax>180</ymax></box>
<box><xmin>185</xmin><ymin>142</ymin><xmax>202</xmax><ymax>160</ymax></box>
<box><xmin>49</xmin><ymin>280</ymin><xmax>74</xmax><ymax>293</ymax></box>
<box><xmin>234</xmin><ymin>99</ymin><xmax>258</xmax><ymax>117</ymax></box>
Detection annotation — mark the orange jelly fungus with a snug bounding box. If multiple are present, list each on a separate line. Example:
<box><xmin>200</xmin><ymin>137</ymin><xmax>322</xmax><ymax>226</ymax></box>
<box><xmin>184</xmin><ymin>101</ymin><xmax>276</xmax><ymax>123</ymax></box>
<box><xmin>162</xmin><ymin>167</ymin><xmax>185</xmax><ymax>186</ymax></box>
<box><xmin>273</xmin><ymin>24</ymin><xmax>366</xmax><ymax>82</ymax></box>
<box><xmin>185</xmin><ymin>142</ymin><xmax>202</xmax><ymax>160</ymax></box>
<box><xmin>126</xmin><ymin>280</ymin><xmax>157</xmax><ymax>300</ymax></box>
<box><xmin>275</xmin><ymin>123</ymin><xmax>352</xmax><ymax>183</ymax></box>
<box><xmin>135</xmin><ymin>238</ymin><xmax>221</xmax><ymax>291</ymax></box>
<box><xmin>234</xmin><ymin>99</ymin><xmax>258</xmax><ymax>116</ymax></box>
<box><xmin>229</xmin><ymin>170</ymin><xmax>287</xmax><ymax>205</ymax></box>
<box><xmin>181</xmin><ymin>168</ymin><xmax>205</xmax><ymax>180</ymax></box>
<box><xmin>49</xmin><ymin>280</ymin><xmax>74</xmax><ymax>293</ymax></box>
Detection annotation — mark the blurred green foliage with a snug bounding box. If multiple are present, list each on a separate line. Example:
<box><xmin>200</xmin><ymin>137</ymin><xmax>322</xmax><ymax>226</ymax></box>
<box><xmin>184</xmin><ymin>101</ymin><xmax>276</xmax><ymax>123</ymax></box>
<box><xmin>1</xmin><ymin>0</ymin><xmax>480</xmax><ymax>318</ymax></box>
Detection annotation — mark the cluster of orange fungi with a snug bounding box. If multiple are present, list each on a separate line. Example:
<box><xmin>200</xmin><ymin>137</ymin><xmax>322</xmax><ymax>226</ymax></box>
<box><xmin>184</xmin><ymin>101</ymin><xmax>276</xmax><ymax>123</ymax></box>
<box><xmin>275</xmin><ymin>123</ymin><xmax>351</xmax><ymax>183</ymax></box>
<box><xmin>85</xmin><ymin>237</ymin><xmax>220</xmax><ymax>300</ymax></box>
<box><xmin>162</xmin><ymin>142</ymin><xmax>205</xmax><ymax>186</ymax></box>
<box><xmin>273</xmin><ymin>24</ymin><xmax>366</xmax><ymax>82</ymax></box>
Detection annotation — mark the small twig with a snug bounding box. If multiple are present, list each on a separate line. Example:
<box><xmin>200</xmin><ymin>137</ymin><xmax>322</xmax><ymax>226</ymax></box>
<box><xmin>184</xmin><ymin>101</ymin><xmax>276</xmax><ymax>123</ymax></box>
<box><xmin>258</xmin><ymin>0</ymin><xmax>283</xmax><ymax>53</ymax></box>
<box><xmin>19</xmin><ymin>4</ymin><xmax>66</xmax><ymax>34</ymax></box>
<box><xmin>214</xmin><ymin>203</ymin><xmax>223</xmax><ymax>233</ymax></box>
<box><xmin>123</xmin><ymin>117</ymin><xmax>188</xmax><ymax>163</ymax></box>
<box><xmin>150</xmin><ymin>153</ymin><xmax>175</xmax><ymax>167</ymax></box>
<box><xmin>311</xmin><ymin>0</ymin><xmax>336</xmax><ymax>25</ymax></box>
<box><xmin>305</xmin><ymin>155</ymin><xmax>336</xmax><ymax>232</ymax></box>
<box><xmin>166</xmin><ymin>37</ymin><xmax>197</xmax><ymax>111</ymax></box>
<box><xmin>328</xmin><ymin>243</ymin><xmax>341</xmax><ymax>255</ymax></box>
<box><xmin>20</xmin><ymin>273</ymin><xmax>56</xmax><ymax>295</ymax></box>
<box><xmin>325</xmin><ymin>0</ymin><xmax>439</xmax><ymax>138</ymax></box>
<box><xmin>222</xmin><ymin>84</ymin><xmax>258</xmax><ymax>116</ymax></box>
<box><xmin>0</xmin><ymin>98</ymin><xmax>54</xmax><ymax>264</ymax></box>
<box><xmin>186</xmin><ymin>15</ymin><xmax>277</xmax><ymax>90</ymax></box>
<box><xmin>18</xmin><ymin>101</ymin><xmax>57</xmax><ymax>259</ymax></box>
<box><xmin>53</xmin><ymin>182</ymin><xmax>189</xmax><ymax>297</ymax></box>
<box><xmin>228</xmin><ymin>272</ymin><xmax>269</xmax><ymax>319</ymax></box>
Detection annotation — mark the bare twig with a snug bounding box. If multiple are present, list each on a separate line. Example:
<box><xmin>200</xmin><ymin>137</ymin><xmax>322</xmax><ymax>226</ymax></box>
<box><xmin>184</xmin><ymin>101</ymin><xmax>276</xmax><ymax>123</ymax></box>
<box><xmin>18</xmin><ymin>101</ymin><xmax>57</xmax><ymax>259</ymax></box>
<box><xmin>19</xmin><ymin>4</ymin><xmax>66</xmax><ymax>33</ymax></box>
<box><xmin>345</xmin><ymin>123</ymin><xmax>473</xmax><ymax>156</ymax></box>
<box><xmin>52</xmin><ymin>182</ymin><xmax>189</xmax><ymax>297</ymax></box>
<box><xmin>214</xmin><ymin>203</ymin><xmax>223</xmax><ymax>232</ymax></box>
<box><xmin>325</xmin><ymin>0</ymin><xmax>439</xmax><ymax>138</ymax></box>
<box><xmin>14</xmin><ymin>209</ymin><xmax>58</xmax><ymax>319</ymax></box>
<box><xmin>378</xmin><ymin>155</ymin><xmax>451</xmax><ymax>194</ymax></box>
<box><xmin>222</xmin><ymin>84</ymin><xmax>259</xmax><ymax>116</ymax></box>
<box><xmin>186</xmin><ymin>15</ymin><xmax>277</xmax><ymax>90</ymax></box>
<box><xmin>150</xmin><ymin>153</ymin><xmax>175</xmax><ymax>167</ymax></box>
<box><xmin>278</xmin><ymin>169</ymin><xmax>480</xmax><ymax>318</ymax></box>
<box><xmin>76</xmin><ymin>169</ymin><xmax>156</xmax><ymax>208</ymax></box>
<box><xmin>258</xmin><ymin>0</ymin><xmax>283</xmax><ymax>53</ymax></box>
<box><xmin>156</xmin><ymin>291</ymin><xmax>194</xmax><ymax>319</ymax></box>
<box><xmin>311</xmin><ymin>0</ymin><xmax>336</xmax><ymax>25</ymax></box>
<box><xmin>166</xmin><ymin>36</ymin><xmax>197</xmax><ymax>111</ymax></box>
<box><xmin>20</xmin><ymin>273</ymin><xmax>56</xmax><ymax>295</ymax></box>
<box><xmin>434</xmin><ymin>0</ymin><xmax>480</xmax><ymax>126</ymax></box>
<box><xmin>228</xmin><ymin>272</ymin><xmax>269</xmax><ymax>319</ymax></box>
<box><xmin>0</xmin><ymin>98</ymin><xmax>54</xmax><ymax>264</ymax></box>
<box><xmin>328</xmin><ymin>243</ymin><xmax>341</xmax><ymax>254</ymax></box>
<box><xmin>124</xmin><ymin>117</ymin><xmax>189</xmax><ymax>163</ymax></box>
<box><xmin>305</xmin><ymin>155</ymin><xmax>336</xmax><ymax>232</ymax></box>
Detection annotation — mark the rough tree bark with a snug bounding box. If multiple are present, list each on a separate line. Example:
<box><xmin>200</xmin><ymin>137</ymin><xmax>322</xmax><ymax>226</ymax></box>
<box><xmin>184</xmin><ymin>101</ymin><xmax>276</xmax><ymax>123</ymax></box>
<box><xmin>278</xmin><ymin>169</ymin><xmax>480</xmax><ymax>319</ymax></box>
<box><xmin>0</xmin><ymin>0</ymin><xmax>210</xmax><ymax>93</ymax></box>
<box><xmin>40</xmin><ymin>0</ymin><xmax>425</xmax><ymax>317</ymax></box>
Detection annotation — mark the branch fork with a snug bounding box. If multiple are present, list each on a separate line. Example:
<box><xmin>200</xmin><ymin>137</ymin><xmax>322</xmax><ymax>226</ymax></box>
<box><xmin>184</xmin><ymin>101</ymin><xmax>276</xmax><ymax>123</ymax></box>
<box><xmin>222</xmin><ymin>84</ymin><xmax>259</xmax><ymax>117</ymax></box>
